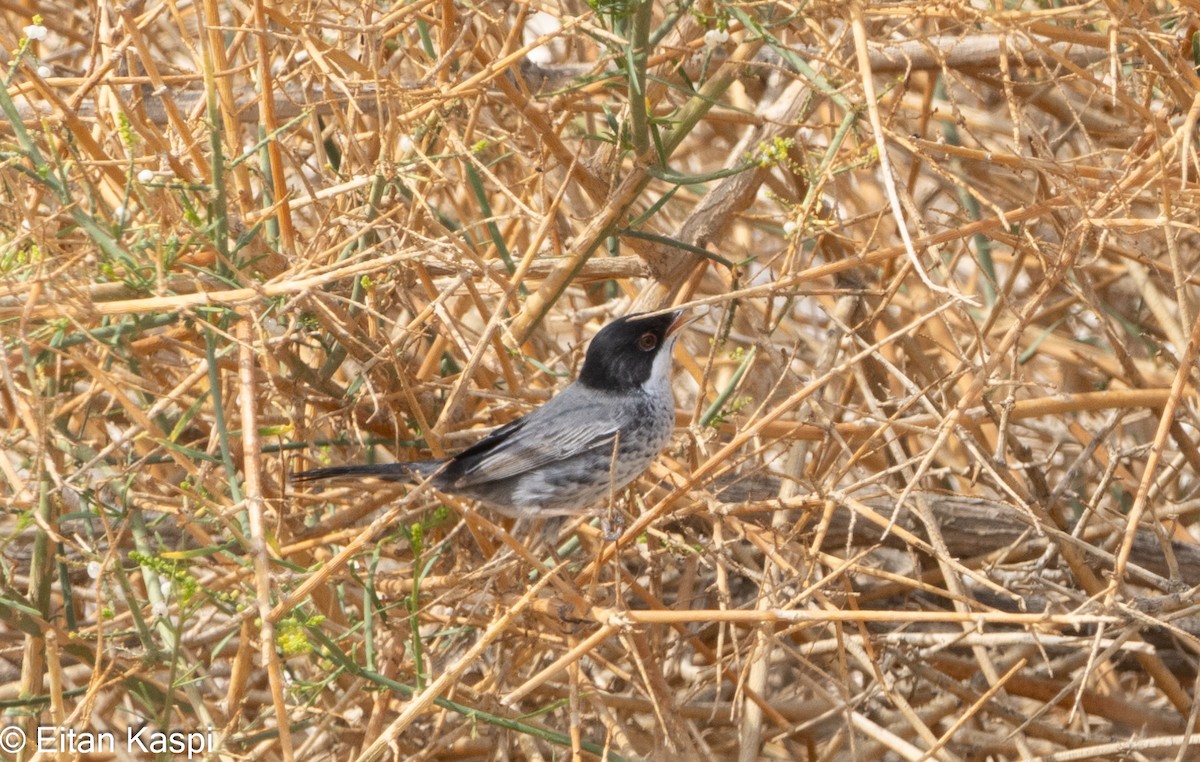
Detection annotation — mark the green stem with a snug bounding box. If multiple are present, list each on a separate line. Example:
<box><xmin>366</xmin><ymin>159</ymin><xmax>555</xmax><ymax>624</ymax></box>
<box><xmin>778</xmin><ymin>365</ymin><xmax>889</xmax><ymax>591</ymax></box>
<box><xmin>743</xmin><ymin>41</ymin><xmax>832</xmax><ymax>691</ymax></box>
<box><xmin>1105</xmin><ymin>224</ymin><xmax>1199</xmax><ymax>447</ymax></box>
<box><xmin>627</xmin><ymin>0</ymin><xmax>654</xmax><ymax>157</ymax></box>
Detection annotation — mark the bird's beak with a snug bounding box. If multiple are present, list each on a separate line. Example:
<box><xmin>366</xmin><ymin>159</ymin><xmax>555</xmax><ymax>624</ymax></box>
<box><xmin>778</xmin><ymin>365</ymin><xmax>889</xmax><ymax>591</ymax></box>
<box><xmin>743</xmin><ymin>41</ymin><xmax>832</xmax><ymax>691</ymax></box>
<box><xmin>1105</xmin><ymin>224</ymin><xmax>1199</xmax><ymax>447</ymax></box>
<box><xmin>666</xmin><ymin>308</ymin><xmax>696</xmax><ymax>338</ymax></box>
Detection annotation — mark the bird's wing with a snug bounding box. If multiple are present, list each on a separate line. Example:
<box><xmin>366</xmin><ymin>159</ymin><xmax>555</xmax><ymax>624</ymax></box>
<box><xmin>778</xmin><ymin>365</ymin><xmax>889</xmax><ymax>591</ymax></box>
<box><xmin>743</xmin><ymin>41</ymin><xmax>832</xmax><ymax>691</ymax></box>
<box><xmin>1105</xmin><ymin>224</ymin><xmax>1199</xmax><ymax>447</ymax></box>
<box><xmin>444</xmin><ymin>387</ymin><xmax>625</xmax><ymax>486</ymax></box>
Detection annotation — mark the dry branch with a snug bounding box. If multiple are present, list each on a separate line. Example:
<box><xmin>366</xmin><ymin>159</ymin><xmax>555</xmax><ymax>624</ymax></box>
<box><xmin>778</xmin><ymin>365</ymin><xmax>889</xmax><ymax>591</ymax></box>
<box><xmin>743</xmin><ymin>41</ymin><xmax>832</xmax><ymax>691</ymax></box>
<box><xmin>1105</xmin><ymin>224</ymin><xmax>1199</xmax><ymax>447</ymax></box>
<box><xmin>2</xmin><ymin>2</ymin><xmax>1198</xmax><ymax>760</ymax></box>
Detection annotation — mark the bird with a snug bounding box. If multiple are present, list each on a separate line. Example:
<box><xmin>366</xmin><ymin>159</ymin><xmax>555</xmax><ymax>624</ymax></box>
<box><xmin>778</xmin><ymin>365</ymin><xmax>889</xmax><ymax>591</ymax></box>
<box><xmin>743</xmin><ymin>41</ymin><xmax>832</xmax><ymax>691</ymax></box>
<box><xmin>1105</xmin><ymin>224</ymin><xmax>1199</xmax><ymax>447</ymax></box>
<box><xmin>294</xmin><ymin>309</ymin><xmax>690</xmax><ymax>521</ymax></box>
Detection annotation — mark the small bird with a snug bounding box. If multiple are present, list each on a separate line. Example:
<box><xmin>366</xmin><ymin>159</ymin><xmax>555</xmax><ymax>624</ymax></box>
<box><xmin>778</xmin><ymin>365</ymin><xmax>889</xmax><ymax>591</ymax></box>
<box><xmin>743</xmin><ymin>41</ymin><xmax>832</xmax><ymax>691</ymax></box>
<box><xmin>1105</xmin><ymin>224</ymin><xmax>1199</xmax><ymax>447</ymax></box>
<box><xmin>295</xmin><ymin>309</ymin><xmax>690</xmax><ymax>520</ymax></box>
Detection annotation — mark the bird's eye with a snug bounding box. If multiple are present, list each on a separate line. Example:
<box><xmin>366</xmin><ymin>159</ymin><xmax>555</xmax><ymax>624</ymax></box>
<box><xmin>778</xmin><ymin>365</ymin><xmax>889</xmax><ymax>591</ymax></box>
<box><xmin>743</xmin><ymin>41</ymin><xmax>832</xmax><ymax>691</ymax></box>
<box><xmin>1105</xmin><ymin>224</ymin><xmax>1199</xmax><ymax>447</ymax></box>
<box><xmin>638</xmin><ymin>332</ymin><xmax>658</xmax><ymax>351</ymax></box>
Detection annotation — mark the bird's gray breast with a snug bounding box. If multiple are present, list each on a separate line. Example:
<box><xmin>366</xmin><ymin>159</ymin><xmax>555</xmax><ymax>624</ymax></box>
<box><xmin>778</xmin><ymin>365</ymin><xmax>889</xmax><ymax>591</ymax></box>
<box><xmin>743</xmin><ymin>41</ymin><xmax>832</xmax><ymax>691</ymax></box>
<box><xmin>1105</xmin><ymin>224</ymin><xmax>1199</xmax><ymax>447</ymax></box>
<box><xmin>481</xmin><ymin>387</ymin><xmax>675</xmax><ymax>517</ymax></box>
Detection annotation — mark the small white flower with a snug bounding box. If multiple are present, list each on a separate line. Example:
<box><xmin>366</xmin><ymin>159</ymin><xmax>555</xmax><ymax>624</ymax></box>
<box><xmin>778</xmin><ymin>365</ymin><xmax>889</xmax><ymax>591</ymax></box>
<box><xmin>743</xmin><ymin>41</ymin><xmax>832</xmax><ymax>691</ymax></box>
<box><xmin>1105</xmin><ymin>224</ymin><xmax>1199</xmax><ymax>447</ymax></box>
<box><xmin>137</xmin><ymin>168</ymin><xmax>155</xmax><ymax>183</ymax></box>
<box><xmin>37</xmin><ymin>64</ymin><xmax>51</xmax><ymax>78</ymax></box>
<box><xmin>24</xmin><ymin>24</ymin><xmax>47</xmax><ymax>41</ymax></box>
<box><xmin>783</xmin><ymin>219</ymin><xmax>798</xmax><ymax>236</ymax></box>
<box><xmin>703</xmin><ymin>29</ymin><xmax>729</xmax><ymax>48</ymax></box>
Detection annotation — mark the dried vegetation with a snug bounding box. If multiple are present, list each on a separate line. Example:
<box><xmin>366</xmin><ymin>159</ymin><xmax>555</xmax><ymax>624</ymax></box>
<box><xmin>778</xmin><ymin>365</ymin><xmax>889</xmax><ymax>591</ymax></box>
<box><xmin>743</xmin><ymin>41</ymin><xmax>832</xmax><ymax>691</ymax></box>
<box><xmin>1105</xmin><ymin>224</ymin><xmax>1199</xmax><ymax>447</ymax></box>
<box><xmin>2</xmin><ymin>0</ymin><xmax>1200</xmax><ymax>760</ymax></box>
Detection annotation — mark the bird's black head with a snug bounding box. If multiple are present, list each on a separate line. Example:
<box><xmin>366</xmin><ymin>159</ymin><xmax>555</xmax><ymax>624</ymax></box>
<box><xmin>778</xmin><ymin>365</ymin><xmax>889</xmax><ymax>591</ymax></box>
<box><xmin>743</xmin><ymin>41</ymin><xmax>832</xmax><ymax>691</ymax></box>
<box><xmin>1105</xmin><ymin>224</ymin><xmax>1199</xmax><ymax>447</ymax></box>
<box><xmin>577</xmin><ymin>310</ymin><xmax>685</xmax><ymax>392</ymax></box>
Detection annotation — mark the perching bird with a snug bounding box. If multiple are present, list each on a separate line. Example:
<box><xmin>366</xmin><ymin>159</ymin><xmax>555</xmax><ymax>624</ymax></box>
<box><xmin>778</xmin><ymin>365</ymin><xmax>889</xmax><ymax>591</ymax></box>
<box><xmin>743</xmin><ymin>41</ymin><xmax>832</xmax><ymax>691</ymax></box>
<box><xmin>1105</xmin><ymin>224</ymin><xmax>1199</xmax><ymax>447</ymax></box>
<box><xmin>294</xmin><ymin>309</ymin><xmax>690</xmax><ymax>519</ymax></box>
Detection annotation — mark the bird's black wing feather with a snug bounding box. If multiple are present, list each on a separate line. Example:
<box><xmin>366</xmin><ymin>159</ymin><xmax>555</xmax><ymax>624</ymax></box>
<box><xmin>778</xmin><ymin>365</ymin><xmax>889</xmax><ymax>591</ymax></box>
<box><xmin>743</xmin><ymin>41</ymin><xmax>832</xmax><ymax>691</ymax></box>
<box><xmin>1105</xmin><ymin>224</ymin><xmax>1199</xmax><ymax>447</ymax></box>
<box><xmin>441</xmin><ymin>386</ymin><xmax>625</xmax><ymax>487</ymax></box>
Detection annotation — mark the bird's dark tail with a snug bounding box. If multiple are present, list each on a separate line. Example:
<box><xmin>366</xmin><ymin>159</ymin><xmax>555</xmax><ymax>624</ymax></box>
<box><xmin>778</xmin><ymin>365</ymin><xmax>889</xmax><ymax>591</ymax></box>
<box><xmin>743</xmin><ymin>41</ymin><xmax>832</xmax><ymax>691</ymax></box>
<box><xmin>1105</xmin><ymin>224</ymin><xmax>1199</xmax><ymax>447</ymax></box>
<box><xmin>292</xmin><ymin>460</ymin><xmax>442</xmax><ymax>483</ymax></box>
